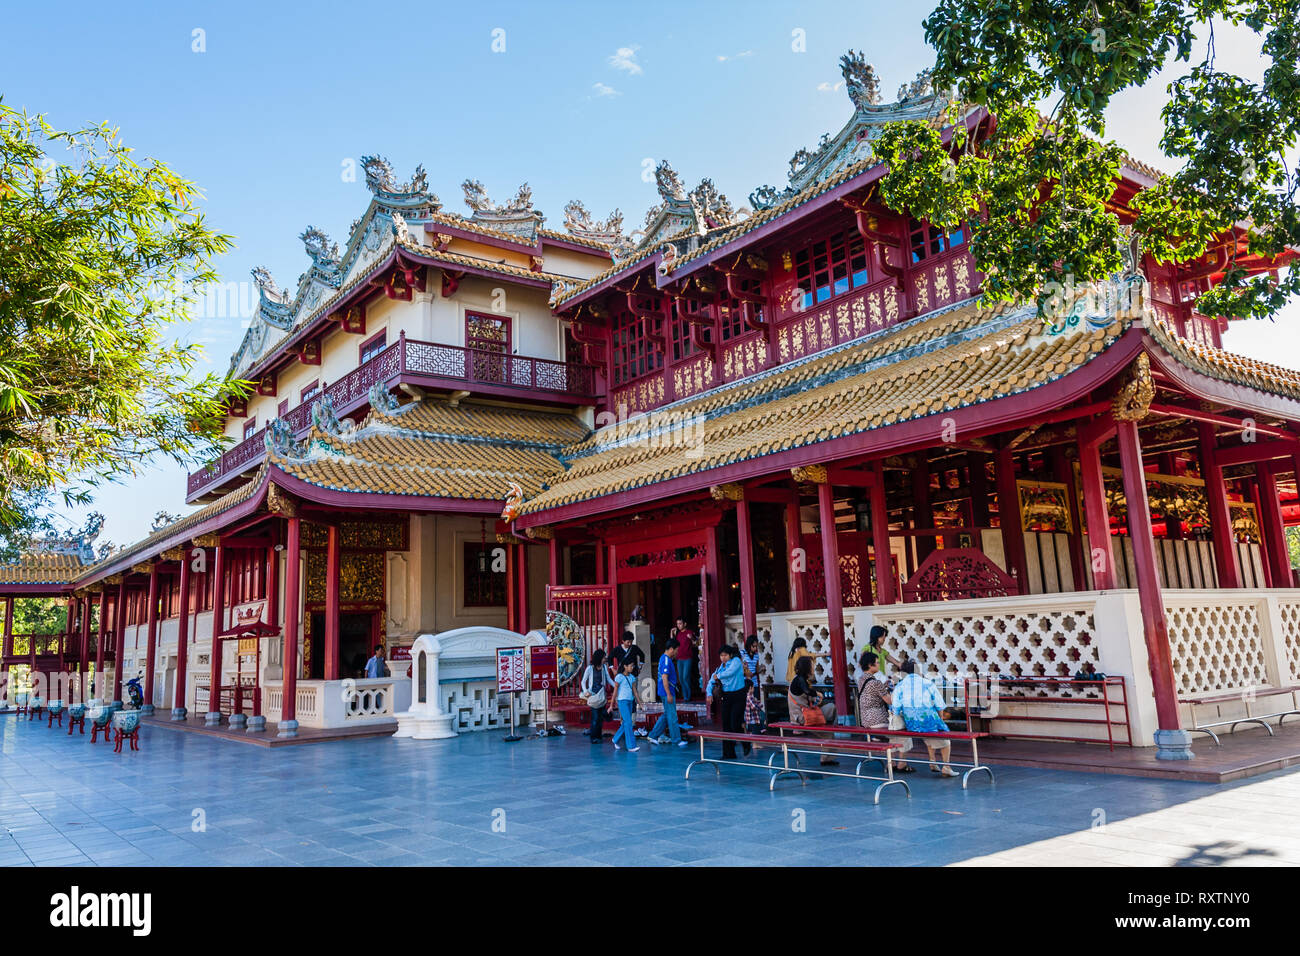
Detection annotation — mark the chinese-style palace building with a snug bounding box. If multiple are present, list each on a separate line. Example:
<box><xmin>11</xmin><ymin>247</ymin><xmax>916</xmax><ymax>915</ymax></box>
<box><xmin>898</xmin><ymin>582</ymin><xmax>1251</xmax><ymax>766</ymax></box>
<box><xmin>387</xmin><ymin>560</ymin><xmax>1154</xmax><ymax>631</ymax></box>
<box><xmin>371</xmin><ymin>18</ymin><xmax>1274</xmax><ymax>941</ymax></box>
<box><xmin>2</xmin><ymin>52</ymin><xmax>1298</xmax><ymax>757</ymax></box>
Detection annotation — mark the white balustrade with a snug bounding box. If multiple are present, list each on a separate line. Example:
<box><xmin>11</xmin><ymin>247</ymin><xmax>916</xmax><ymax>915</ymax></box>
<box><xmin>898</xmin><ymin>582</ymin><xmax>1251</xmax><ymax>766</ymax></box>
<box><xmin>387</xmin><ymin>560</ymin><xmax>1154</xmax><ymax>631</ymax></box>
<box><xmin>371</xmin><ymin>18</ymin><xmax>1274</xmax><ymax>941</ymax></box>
<box><xmin>725</xmin><ymin>587</ymin><xmax>1300</xmax><ymax>748</ymax></box>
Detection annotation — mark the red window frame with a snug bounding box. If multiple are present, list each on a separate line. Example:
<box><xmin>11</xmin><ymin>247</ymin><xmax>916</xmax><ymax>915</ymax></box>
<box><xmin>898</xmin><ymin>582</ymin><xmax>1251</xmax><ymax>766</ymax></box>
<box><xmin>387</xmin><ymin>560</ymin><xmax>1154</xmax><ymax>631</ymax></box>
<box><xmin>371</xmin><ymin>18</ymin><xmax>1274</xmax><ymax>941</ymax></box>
<box><xmin>300</xmin><ymin>380</ymin><xmax>320</xmax><ymax>404</ymax></box>
<box><xmin>793</xmin><ymin>229</ymin><xmax>872</xmax><ymax>311</ymax></box>
<box><xmin>359</xmin><ymin>329</ymin><xmax>388</xmax><ymax>364</ymax></box>
<box><xmin>463</xmin><ymin>542</ymin><xmax>507</xmax><ymax>607</ymax></box>
<box><xmin>909</xmin><ymin>218</ymin><xmax>966</xmax><ymax>264</ymax></box>
<box><xmin>243</xmin><ymin>418</ymin><xmax>257</xmax><ymax>440</ymax></box>
<box><xmin>277</xmin><ymin>399</ymin><xmax>289</xmax><ymax>417</ymax></box>
<box><xmin>718</xmin><ymin>278</ymin><xmax>764</xmax><ymax>343</ymax></box>
<box><xmin>465</xmin><ymin>312</ymin><xmax>511</xmax><ymax>355</ymax></box>
<box><xmin>611</xmin><ymin>309</ymin><xmax>662</xmax><ymax>385</ymax></box>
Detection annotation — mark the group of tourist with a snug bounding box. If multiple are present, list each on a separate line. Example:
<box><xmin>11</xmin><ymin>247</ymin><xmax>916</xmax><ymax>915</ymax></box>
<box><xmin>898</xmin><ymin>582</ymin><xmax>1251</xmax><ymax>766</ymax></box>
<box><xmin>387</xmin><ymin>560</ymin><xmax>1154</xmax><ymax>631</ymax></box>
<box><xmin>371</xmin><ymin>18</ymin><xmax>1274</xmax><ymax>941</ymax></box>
<box><xmin>578</xmin><ymin>622</ymin><xmax>961</xmax><ymax>776</ymax></box>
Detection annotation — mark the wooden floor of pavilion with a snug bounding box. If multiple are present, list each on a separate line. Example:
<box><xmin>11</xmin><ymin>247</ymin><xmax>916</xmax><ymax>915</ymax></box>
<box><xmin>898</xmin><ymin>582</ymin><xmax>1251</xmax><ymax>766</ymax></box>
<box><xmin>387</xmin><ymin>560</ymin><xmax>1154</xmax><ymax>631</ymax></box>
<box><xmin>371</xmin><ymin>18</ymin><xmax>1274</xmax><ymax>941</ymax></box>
<box><xmin>959</xmin><ymin>722</ymin><xmax>1300</xmax><ymax>784</ymax></box>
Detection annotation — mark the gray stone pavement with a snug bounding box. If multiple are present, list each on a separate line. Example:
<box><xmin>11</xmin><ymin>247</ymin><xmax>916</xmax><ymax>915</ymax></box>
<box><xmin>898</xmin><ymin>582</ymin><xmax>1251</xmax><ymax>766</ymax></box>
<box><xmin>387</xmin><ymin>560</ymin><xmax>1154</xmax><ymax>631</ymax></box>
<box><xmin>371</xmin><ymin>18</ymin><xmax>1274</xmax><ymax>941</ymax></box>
<box><xmin>1</xmin><ymin>713</ymin><xmax>1297</xmax><ymax>866</ymax></box>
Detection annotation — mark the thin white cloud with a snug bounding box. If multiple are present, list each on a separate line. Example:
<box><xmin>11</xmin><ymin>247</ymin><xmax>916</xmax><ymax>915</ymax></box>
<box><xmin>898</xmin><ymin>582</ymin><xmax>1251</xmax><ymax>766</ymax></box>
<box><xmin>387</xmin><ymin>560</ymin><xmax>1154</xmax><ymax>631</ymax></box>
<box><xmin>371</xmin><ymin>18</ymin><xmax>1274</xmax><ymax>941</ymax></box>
<box><xmin>817</xmin><ymin>80</ymin><xmax>844</xmax><ymax>92</ymax></box>
<box><xmin>592</xmin><ymin>82</ymin><xmax>620</xmax><ymax>98</ymax></box>
<box><xmin>608</xmin><ymin>46</ymin><xmax>642</xmax><ymax>75</ymax></box>
<box><xmin>718</xmin><ymin>50</ymin><xmax>754</xmax><ymax>62</ymax></box>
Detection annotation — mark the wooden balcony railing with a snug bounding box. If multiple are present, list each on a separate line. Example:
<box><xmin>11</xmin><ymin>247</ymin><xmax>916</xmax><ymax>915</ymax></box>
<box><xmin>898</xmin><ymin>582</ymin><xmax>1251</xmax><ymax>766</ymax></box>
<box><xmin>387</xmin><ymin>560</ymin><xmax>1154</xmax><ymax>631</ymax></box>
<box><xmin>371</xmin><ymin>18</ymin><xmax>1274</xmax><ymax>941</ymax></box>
<box><xmin>187</xmin><ymin>334</ymin><xmax>596</xmax><ymax>499</ymax></box>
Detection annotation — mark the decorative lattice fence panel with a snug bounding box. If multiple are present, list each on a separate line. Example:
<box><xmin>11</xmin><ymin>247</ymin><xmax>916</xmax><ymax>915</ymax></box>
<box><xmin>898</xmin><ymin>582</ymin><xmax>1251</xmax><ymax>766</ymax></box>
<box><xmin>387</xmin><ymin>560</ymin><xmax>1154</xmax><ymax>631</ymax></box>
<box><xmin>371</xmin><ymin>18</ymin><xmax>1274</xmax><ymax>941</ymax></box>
<box><xmin>1164</xmin><ymin>599</ymin><xmax>1268</xmax><ymax>695</ymax></box>
<box><xmin>1278</xmin><ymin>601</ymin><xmax>1300</xmax><ymax>684</ymax></box>
<box><xmin>873</xmin><ymin>604</ymin><xmax>1100</xmax><ymax>687</ymax></box>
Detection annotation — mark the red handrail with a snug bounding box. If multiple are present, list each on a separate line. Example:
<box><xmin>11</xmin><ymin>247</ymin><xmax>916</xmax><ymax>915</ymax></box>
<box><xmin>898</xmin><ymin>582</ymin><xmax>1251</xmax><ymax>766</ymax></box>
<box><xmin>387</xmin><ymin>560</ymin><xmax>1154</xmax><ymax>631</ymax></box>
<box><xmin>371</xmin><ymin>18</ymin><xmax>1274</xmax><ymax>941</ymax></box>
<box><xmin>188</xmin><ymin>337</ymin><xmax>596</xmax><ymax>498</ymax></box>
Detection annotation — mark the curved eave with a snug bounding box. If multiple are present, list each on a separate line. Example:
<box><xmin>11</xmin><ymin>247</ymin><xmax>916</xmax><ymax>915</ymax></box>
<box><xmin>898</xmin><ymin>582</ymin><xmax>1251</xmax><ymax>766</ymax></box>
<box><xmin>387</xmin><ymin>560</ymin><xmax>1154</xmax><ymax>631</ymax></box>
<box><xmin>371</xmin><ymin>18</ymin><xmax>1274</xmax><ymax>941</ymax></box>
<box><xmin>268</xmin><ymin>467</ymin><xmax>504</xmax><ymax>514</ymax></box>
<box><xmin>515</xmin><ymin>327</ymin><xmax>1147</xmax><ymax>528</ymax></box>
<box><xmin>1142</xmin><ymin>331</ymin><xmax>1300</xmax><ymax>423</ymax></box>
<box><xmin>74</xmin><ymin>477</ymin><xmax>272</xmax><ymax>588</ymax></box>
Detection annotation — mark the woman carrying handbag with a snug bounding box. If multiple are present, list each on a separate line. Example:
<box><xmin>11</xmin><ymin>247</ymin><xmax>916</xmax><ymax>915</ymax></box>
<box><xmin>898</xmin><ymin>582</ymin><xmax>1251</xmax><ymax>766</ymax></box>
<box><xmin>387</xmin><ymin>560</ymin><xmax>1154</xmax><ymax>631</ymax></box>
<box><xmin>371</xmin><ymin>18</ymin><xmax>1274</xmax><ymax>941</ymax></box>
<box><xmin>580</xmin><ymin>650</ymin><xmax>615</xmax><ymax>744</ymax></box>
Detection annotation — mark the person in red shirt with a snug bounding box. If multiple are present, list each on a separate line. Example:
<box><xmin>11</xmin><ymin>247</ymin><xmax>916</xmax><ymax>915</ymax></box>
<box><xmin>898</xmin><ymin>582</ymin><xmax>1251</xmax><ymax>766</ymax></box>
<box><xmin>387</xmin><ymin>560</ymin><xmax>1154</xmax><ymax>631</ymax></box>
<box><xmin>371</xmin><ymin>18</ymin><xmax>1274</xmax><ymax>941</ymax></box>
<box><xmin>670</xmin><ymin>618</ymin><xmax>697</xmax><ymax>701</ymax></box>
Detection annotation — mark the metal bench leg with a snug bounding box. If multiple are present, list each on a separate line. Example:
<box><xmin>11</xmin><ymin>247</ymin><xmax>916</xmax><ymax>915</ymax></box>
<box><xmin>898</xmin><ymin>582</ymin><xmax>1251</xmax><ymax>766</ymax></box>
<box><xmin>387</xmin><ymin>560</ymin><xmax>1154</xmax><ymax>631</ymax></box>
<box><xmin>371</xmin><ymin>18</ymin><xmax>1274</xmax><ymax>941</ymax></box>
<box><xmin>1228</xmin><ymin>718</ymin><xmax>1273</xmax><ymax>736</ymax></box>
<box><xmin>873</xmin><ymin>778</ymin><xmax>910</xmax><ymax>804</ymax></box>
<box><xmin>769</xmin><ymin>769</ymin><xmax>807</xmax><ymax>790</ymax></box>
<box><xmin>962</xmin><ymin>766</ymin><xmax>995</xmax><ymax>788</ymax></box>
<box><xmin>1190</xmin><ymin>726</ymin><xmax>1221</xmax><ymax>746</ymax></box>
<box><xmin>685</xmin><ymin>759</ymin><xmax>720</xmax><ymax>780</ymax></box>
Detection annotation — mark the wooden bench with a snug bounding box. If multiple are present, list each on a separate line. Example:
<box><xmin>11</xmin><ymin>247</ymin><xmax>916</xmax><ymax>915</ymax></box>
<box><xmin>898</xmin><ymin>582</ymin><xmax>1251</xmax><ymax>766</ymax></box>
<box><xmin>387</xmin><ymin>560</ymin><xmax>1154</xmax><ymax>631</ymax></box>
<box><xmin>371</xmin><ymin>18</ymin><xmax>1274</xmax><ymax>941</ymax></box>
<box><xmin>769</xmin><ymin>722</ymin><xmax>995</xmax><ymax>789</ymax></box>
<box><xmin>1181</xmin><ymin>686</ymin><xmax>1300</xmax><ymax>745</ymax></box>
<box><xmin>685</xmin><ymin>729</ymin><xmax>910</xmax><ymax>804</ymax></box>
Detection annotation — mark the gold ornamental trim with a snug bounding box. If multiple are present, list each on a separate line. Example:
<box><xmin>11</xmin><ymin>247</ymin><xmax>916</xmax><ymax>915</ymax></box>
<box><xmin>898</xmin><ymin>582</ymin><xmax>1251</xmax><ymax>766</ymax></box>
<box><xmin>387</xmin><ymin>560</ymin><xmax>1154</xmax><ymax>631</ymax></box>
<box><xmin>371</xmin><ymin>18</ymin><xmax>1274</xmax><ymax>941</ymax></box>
<box><xmin>709</xmin><ymin>483</ymin><xmax>744</xmax><ymax>501</ymax></box>
<box><xmin>266</xmin><ymin>483</ymin><xmax>299</xmax><ymax>517</ymax></box>
<box><xmin>524</xmin><ymin>525</ymin><xmax>554</xmax><ymax>540</ymax></box>
<box><xmin>790</xmin><ymin>465</ymin><xmax>829</xmax><ymax>485</ymax></box>
<box><xmin>1112</xmin><ymin>352</ymin><xmax>1154</xmax><ymax>422</ymax></box>
<box><xmin>192</xmin><ymin>533</ymin><xmax>220</xmax><ymax>548</ymax></box>
<box><xmin>161</xmin><ymin>547</ymin><xmax>189</xmax><ymax>562</ymax></box>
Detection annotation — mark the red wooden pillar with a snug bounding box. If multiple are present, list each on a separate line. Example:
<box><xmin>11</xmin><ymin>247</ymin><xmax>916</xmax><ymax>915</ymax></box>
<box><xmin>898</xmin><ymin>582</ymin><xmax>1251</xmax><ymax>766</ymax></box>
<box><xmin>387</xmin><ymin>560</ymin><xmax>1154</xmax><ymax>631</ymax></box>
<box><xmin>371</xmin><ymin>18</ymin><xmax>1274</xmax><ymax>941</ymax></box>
<box><xmin>1243</xmin><ymin>480</ymin><xmax>1271</xmax><ymax>587</ymax></box>
<box><xmin>1117</xmin><ymin>419</ymin><xmax>1187</xmax><ymax>754</ymax></box>
<box><xmin>2</xmin><ymin>597</ymin><xmax>12</xmax><ymax>660</ymax></box>
<box><xmin>995</xmin><ymin>446</ymin><xmax>1028</xmax><ymax>588</ymax></box>
<box><xmin>173</xmin><ymin>555</ymin><xmax>192</xmax><ymax>720</ymax></box>
<box><xmin>113</xmin><ymin>578</ymin><xmax>128</xmax><ymax>704</ymax></box>
<box><xmin>703</xmin><ymin>523</ymin><xmax>725</xmax><ymax>665</ymax></box>
<box><xmin>94</xmin><ymin>590</ymin><xmax>108</xmax><ymax>699</ymax></box>
<box><xmin>1199</xmin><ymin>424</ymin><xmax>1240</xmax><ymax>588</ymax></box>
<box><xmin>1079</xmin><ymin>435</ymin><xmax>1115</xmax><ymax>589</ymax></box>
<box><xmin>1256</xmin><ymin>461</ymin><xmax>1292</xmax><ymax>587</ymax></box>
<box><xmin>279</xmin><ymin>516</ymin><xmax>301</xmax><ymax>736</ymax></box>
<box><xmin>869</xmin><ymin>462</ymin><xmax>896</xmax><ymax>604</ymax></box>
<box><xmin>205</xmin><ymin>544</ymin><xmax>226</xmax><ymax>722</ymax></box>
<box><xmin>606</xmin><ymin>544</ymin><xmax>619</xmax><ymax>629</ymax></box>
<box><xmin>968</xmin><ymin>454</ymin><xmax>991</xmax><ymax>527</ymax></box>
<box><xmin>505</xmin><ymin>542</ymin><xmax>517</xmax><ymax>632</ymax></box>
<box><xmin>912</xmin><ymin>458</ymin><xmax>935</xmax><ymax>563</ymax></box>
<box><xmin>548</xmin><ymin>537</ymin><xmax>560</xmax><ymax>587</ymax></box>
<box><xmin>257</xmin><ymin>543</ymin><xmax>278</xmax><ymax>723</ymax></box>
<box><xmin>142</xmin><ymin>564</ymin><xmax>160</xmax><ymax>714</ymax></box>
<box><xmin>509</xmin><ymin>541</ymin><xmax>525</xmax><ymax>632</ymax></box>
<box><xmin>78</xmin><ymin>593</ymin><xmax>91</xmax><ymax>703</ymax></box>
<box><xmin>324</xmin><ymin>525</ymin><xmax>340</xmax><ymax>681</ymax></box>
<box><xmin>736</xmin><ymin>493</ymin><xmax>757</xmax><ymax>637</ymax></box>
<box><xmin>816</xmin><ymin>479</ymin><xmax>850</xmax><ymax>714</ymax></box>
<box><xmin>62</xmin><ymin>598</ymin><xmax>74</xmax><ymax>672</ymax></box>
<box><xmin>786</xmin><ymin>493</ymin><xmax>807</xmax><ymax>611</ymax></box>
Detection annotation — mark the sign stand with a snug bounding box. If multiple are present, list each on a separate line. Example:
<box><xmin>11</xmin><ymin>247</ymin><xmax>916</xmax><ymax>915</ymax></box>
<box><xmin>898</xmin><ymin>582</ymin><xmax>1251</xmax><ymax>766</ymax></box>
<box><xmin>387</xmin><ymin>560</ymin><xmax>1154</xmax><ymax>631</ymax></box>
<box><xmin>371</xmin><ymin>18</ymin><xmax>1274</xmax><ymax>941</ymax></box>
<box><xmin>528</xmin><ymin>645</ymin><xmax>564</xmax><ymax>738</ymax></box>
<box><xmin>496</xmin><ymin>647</ymin><xmax>526</xmax><ymax>743</ymax></box>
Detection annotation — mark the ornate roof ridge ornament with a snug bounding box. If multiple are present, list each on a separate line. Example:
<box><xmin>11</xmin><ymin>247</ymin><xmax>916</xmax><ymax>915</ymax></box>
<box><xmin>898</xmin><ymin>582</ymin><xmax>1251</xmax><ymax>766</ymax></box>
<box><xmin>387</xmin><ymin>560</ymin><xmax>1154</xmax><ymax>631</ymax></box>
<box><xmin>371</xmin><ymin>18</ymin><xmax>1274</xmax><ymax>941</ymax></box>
<box><xmin>310</xmin><ymin>393</ymin><xmax>358</xmax><ymax>440</ymax></box>
<box><xmin>563</xmin><ymin>200</ymin><xmax>625</xmax><ymax>247</ymax></box>
<box><xmin>15</xmin><ymin>513</ymin><xmax>102</xmax><ymax>564</ymax></box>
<box><xmin>362</xmin><ymin>155</ymin><xmax>439</xmax><ymax>208</ymax></box>
<box><xmin>367</xmin><ymin>380</ymin><xmax>404</xmax><ymax>416</ymax></box>
<box><xmin>299</xmin><ymin>226</ymin><xmax>343</xmax><ymax>290</ymax></box>
<box><xmin>462</xmin><ymin>179</ymin><xmax>545</xmax><ymax>239</ymax></box>
<box><xmin>264</xmin><ymin>417</ymin><xmax>309</xmax><ymax>460</ymax></box>
<box><xmin>750</xmin><ymin>50</ymin><xmax>952</xmax><ymax>210</ymax></box>
<box><xmin>265</xmin><ymin>483</ymin><xmax>298</xmax><ymax>518</ymax></box>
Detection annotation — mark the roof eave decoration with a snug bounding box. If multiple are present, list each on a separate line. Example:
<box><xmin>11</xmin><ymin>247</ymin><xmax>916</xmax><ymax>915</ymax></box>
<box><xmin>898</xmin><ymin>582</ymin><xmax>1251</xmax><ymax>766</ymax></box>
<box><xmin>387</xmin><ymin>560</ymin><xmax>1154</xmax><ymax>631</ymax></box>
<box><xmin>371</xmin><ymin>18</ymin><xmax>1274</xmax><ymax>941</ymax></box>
<box><xmin>462</xmin><ymin>179</ymin><xmax>545</xmax><ymax>241</ymax></box>
<box><xmin>362</xmin><ymin>155</ymin><xmax>441</xmax><ymax>214</ymax></box>
<box><xmin>750</xmin><ymin>51</ymin><xmax>952</xmax><ymax>212</ymax></box>
<box><xmin>562</xmin><ymin>200</ymin><xmax>624</xmax><ymax>249</ymax></box>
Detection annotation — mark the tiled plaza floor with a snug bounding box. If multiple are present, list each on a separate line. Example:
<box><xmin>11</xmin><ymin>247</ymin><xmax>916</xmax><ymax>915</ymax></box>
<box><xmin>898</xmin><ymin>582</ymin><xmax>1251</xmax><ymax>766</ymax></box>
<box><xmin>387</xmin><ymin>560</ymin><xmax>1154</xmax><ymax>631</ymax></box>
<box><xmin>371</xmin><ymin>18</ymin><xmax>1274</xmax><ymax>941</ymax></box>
<box><xmin>1</xmin><ymin>714</ymin><xmax>1297</xmax><ymax>866</ymax></box>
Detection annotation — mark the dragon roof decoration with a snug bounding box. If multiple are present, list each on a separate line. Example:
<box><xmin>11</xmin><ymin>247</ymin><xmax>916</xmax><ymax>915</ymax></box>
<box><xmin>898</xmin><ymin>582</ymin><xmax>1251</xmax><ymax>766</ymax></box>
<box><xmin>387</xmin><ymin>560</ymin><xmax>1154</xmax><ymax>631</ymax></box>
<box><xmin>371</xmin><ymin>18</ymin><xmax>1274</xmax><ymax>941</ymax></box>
<box><xmin>749</xmin><ymin>50</ymin><xmax>951</xmax><ymax>210</ymax></box>
<box><xmin>462</xmin><ymin>180</ymin><xmax>546</xmax><ymax>239</ymax></box>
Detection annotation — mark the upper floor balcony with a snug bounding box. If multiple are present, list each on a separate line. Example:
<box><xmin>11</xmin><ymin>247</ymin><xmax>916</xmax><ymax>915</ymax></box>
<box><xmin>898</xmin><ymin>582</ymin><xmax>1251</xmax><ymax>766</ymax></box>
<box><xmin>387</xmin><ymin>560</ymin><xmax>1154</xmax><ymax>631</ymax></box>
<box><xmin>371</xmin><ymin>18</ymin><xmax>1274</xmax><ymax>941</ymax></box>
<box><xmin>187</xmin><ymin>332</ymin><xmax>597</xmax><ymax>503</ymax></box>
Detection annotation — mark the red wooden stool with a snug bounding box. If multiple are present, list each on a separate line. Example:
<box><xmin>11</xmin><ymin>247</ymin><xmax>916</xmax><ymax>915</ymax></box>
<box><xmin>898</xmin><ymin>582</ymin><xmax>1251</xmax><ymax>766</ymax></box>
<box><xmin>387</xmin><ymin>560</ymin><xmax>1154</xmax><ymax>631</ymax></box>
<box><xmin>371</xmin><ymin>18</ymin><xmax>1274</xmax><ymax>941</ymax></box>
<box><xmin>28</xmin><ymin>703</ymin><xmax>44</xmax><ymax>722</ymax></box>
<box><xmin>112</xmin><ymin>726</ymin><xmax>140</xmax><ymax>753</ymax></box>
<box><xmin>46</xmin><ymin>708</ymin><xmax>63</xmax><ymax>728</ymax></box>
<box><xmin>67</xmin><ymin>711</ymin><xmax>85</xmax><ymax>735</ymax></box>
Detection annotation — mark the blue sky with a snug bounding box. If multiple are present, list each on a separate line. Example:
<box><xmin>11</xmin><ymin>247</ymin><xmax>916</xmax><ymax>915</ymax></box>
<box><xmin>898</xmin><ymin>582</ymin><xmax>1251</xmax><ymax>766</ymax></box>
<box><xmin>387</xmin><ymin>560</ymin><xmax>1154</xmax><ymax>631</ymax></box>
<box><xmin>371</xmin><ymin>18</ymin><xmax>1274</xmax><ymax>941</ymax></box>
<box><xmin>3</xmin><ymin>1</ymin><xmax>1295</xmax><ymax>549</ymax></box>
